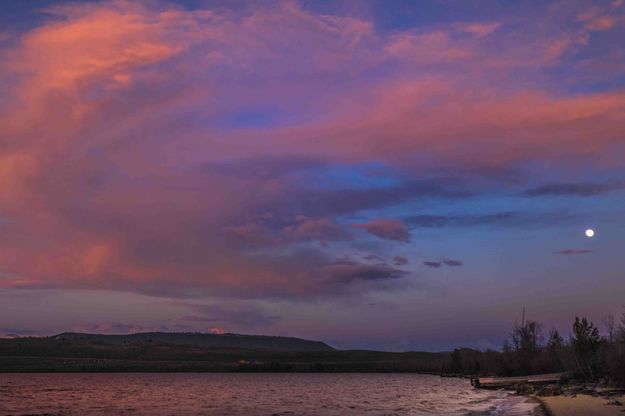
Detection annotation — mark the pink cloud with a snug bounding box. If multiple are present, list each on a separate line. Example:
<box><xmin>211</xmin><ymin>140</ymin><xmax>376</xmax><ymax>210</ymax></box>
<box><xmin>71</xmin><ymin>322</ymin><xmax>179</xmax><ymax>334</ymax></box>
<box><xmin>354</xmin><ymin>219</ymin><xmax>411</xmax><ymax>242</ymax></box>
<box><xmin>0</xmin><ymin>0</ymin><xmax>623</xmax><ymax>301</ymax></box>
<box><xmin>577</xmin><ymin>3</ymin><xmax>624</xmax><ymax>32</ymax></box>
<box><xmin>462</xmin><ymin>23</ymin><xmax>501</xmax><ymax>37</ymax></box>
<box><xmin>393</xmin><ymin>256</ymin><xmax>409</xmax><ymax>266</ymax></box>
<box><xmin>282</xmin><ymin>216</ymin><xmax>351</xmax><ymax>242</ymax></box>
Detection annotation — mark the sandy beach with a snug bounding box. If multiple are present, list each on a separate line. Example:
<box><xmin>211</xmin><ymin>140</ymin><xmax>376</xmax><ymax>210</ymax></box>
<box><xmin>538</xmin><ymin>395</ymin><xmax>624</xmax><ymax>416</ymax></box>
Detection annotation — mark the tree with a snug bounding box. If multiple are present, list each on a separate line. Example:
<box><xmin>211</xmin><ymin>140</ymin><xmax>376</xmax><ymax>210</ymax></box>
<box><xmin>547</xmin><ymin>328</ymin><xmax>564</xmax><ymax>350</ymax></box>
<box><xmin>509</xmin><ymin>320</ymin><xmax>544</xmax><ymax>374</ymax></box>
<box><xmin>511</xmin><ymin>320</ymin><xmax>544</xmax><ymax>353</ymax></box>
<box><xmin>450</xmin><ymin>349</ymin><xmax>463</xmax><ymax>374</ymax></box>
<box><xmin>604</xmin><ymin>308</ymin><xmax>625</xmax><ymax>385</ymax></box>
<box><xmin>546</xmin><ymin>328</ymin><xmax>565</xmax><ymax>371</ymax></box>
<box><xmin>619</xmin><ymin>309</ymin><xmax>625</xmax><ymax>341</ymax></box>
<box><xmin>571</xmin><ymin>317</ymin><xmax>601</xmax><ymax>380</ymax></box>
<box><xmin>602</xmin><ymin>315</ymin><xmax>616</xmax><ymax>343</ymax></box>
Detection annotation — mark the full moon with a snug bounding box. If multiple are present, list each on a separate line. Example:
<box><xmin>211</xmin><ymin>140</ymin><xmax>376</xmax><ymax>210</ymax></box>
<box><xmin>585</xmin><ymin>228</ymin><xmax>595</xmax><ymax>238</ymax></box>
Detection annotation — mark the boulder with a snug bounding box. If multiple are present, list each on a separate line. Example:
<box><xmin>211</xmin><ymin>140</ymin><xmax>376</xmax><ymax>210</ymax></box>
<box><xmin>516</xmin><ymin>383</ymin><xmax>535</xmax><ymax>395</ymax></box>
<box><xmin>535</xmin><ymin>384</ymin><xmax>562</xmax><ymax>397</ymax></box>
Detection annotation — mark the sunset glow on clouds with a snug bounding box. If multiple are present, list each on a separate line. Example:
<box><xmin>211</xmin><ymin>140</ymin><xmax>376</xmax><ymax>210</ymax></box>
<box><xmin>1</xmin><ymin>0</ymin><xmax>624</xmax><ymax>350</ymax></box>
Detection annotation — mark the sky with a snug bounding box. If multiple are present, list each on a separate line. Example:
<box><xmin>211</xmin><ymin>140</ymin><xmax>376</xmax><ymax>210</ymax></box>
<box><xmin>0</xmin><ymin>0</ymin><xmax>624</xmax><ymax>351</ymax></box>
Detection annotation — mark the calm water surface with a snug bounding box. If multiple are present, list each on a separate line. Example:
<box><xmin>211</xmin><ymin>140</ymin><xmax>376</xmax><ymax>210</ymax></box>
<box><xmin>0</xmin><ymin>373</ymin><xmax>541</xmax><ymax>416</ymax></box>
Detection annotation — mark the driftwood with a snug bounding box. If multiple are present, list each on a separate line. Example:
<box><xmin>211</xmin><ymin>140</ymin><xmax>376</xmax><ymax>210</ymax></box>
<box><xmin>471</xmin><ymin>373</ymin><xmax>566</xmax><ymax>389</ymax></box>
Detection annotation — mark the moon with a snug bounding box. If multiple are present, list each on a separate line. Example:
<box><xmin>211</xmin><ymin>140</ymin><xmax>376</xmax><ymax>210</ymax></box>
<box><xmin>585</xmin><ymin>228</ymin><xmax>595</xmax><ymax>238</ymax></box>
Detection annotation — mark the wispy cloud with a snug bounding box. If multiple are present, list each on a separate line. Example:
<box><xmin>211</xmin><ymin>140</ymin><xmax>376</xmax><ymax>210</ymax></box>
<box><xmin>181</xmin><ymin>303</ymin><xmax>281</xmax><ymax>329</ymax></box>
<box><xmin>393</xmin><ymin>256</ymin><xmax>409</xmax><ymax>266</ymax></box>
<box><xmin>71</xmin><ymin>322</ymin><xmax>184</xmax><ymax>334</ymax></box>
<box><xmin>423</xmin><ymin>258</ymin><xmax>464</xmax><ymax>268</ymax></box>
<box><xmin>354</xmin><ymin>219</ymin><xmax>411</xmax><ymax>242</ymax></box>
<box><xmin>442</xmin><ymin>258</ymin><xmax>463</xmax><ymax>267</ymax></box>
<box><xmin>320</xmin><ymin>258</ymin><xmax>408</xmax><ymax>282</ymax></box>
<box><xmin>406</xmin><ymin>211</ymin><xmax>578</xmax><ymax>228</ymax></box>
<box><xmin>524</xmin><ymin>182</ymin><xmax>625</xmax><ymax>197</ymax></box>
<box><xmin>554</xmin><ymin>249</ymin><xmax>593</xmax><ymax>255</ymax></box>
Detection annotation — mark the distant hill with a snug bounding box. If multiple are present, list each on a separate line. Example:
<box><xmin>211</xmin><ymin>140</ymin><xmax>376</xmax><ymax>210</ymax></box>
<box><xmin>51</xmin><ymin>332</ymin><xmax>335</xmax><ymax>353</ymax></box>
<box><xmin>0</xmin><ymin>331</ymin><xmax>451</xmax><ymax>373</ymax></box>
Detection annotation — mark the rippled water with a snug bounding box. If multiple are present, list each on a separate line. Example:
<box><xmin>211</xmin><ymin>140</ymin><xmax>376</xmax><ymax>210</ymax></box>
<box><xmin>0</xmin><ymin>373</ymin><xmax>541</xmax><ymax>416</ymax></box>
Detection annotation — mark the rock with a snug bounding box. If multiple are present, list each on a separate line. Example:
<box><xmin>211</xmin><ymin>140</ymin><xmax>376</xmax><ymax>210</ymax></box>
<box><xmin>607</xmin><ymin>400</ymin><xmax>623</xmax><ymax>406</ymax></box>
<box><xmin>516</xmin><ymin>383</ymin><xmax>535</xmax><ymax>395</ymax></box>
<box><xmin>535</xmin><ymin>384</ymin><xmax>563</xmax><ymax>397</ymax></box>
<box><xmin>567</xmin><ymin>385</ymin><xmax>585</xmax><ymax>395</ymax></box>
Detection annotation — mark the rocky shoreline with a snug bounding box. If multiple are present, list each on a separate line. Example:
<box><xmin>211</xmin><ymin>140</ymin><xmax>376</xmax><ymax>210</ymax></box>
<box><xmin>511</xmin><ymin>380</ymin><xmax>624</xmax><ymax>415</ymax></box>
<box><xmin>536</xmin><ymin>392</ymin><xmax>625</xmax><ymax>416</ymax></box>
<box><xmin>534</xmin><ymin>385</ymin><xmax>624</xmax><ymax>415</ymax></box>
<box><xmin>470</xmin><ymin>373</ymin><xmax>625</xmax><ymax>415</ymax></box>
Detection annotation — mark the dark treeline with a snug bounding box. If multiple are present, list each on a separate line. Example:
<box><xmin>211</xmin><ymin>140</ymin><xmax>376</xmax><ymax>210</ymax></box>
<box><xmin>0</xmin><ymin>335</ymin><xmax>449</xmax><ymax>373</ymax></box>
<box><xmin>445</xmin><ymin>311</ymin><xmax>625</xmax><ymax>386</ymax></box>
<box><xmin>2</xmin><ymin>317</ymin><xmax>623</xmax><ymax>382</ymax></box>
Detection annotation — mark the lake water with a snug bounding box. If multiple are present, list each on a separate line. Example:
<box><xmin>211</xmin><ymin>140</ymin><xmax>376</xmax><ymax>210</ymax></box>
<box><xmin>0</xmin><ymin>373</ymin><xmax>541</xmax><ymax>416</ymax></box>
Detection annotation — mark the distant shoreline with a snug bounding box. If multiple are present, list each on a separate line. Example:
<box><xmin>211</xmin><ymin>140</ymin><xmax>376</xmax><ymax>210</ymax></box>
<box><xmin>0</xmin><ymin>333</ymin><xmax>450</xmax><ymax>373</ymax></box>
